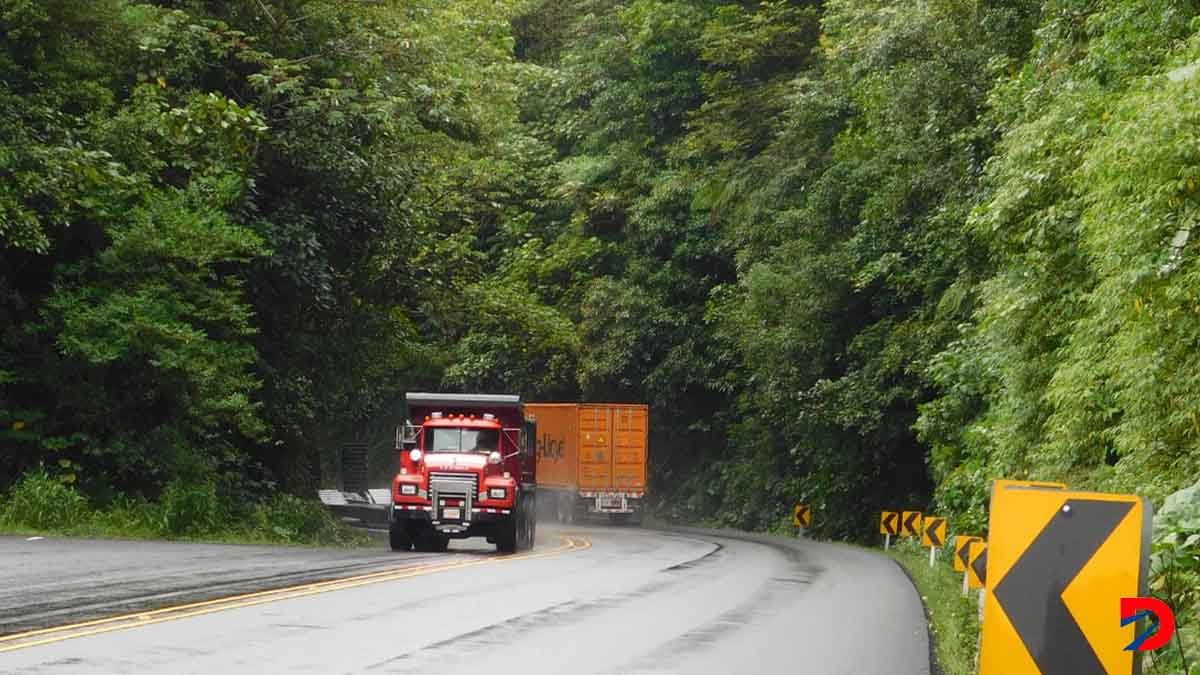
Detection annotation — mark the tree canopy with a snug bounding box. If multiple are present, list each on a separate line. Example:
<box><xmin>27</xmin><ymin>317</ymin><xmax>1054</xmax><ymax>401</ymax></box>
<box><xmin>4</xmin><ymin>0</ymin><xmax>1200</xmax><ymax>546</ymax></box>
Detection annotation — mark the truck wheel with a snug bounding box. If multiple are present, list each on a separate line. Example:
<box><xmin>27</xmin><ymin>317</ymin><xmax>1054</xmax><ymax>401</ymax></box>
<box><xmin>496</xmin><ymin>530</ymin><xmax>516</xmax><ymax>553</ymax></box>
<box><xmin>517</xmin><ymin>510</ymin><xmax>530</xmax><ymax>551</ymax></box>
<box><xmin>389</xmin><ymin>523</ymin><xmax>412</xmax><ymax>551</ymax></box>
<box><xmin>431</xmin><ymin>534</ymin><xmax>449</xmax><ymax>553</ymax></box>
<box><xmin>495</xmin><ymin>517</ymin><xmax>517</xmax><ymax>553</ymax></box>
<box><xmin>413</xmin><ymin>528</ymin><xmax>438</xmax><ymax>552</ymax></box>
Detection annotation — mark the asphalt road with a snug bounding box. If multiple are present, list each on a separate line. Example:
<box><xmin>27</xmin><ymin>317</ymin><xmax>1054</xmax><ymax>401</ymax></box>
<box><xmin>0</xmin><ymin>525</ymin><xmax>930</xmax><ymax>674</ymax></box>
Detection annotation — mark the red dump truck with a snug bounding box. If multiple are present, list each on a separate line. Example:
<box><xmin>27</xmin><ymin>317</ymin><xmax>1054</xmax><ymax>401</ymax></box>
<box><xmin>525</xmin><ymin>403</ymin><xmax>648</xmax><ymax>523</ymax></box>
<box><xmin>390</xmin><ymin>393</ymin><xmax>537</xmax><ymax>553</ymax></box>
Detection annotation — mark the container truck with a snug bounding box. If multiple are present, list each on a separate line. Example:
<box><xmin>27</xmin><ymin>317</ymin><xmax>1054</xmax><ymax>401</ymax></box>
<box><xmin>390</xmin><ymin>393</ymin><xmax>537</xmax><ymax>553</ymax></box>
<box><xmin>525</xmin><ymin>403</ymin><xmax>648</xmax><ymax>524</ymax></box>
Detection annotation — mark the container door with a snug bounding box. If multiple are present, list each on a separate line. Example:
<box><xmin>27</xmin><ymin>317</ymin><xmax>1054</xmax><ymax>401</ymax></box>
<box><xmin>578</xmin><ymin>406</ymin><xmax>612</xmax><ymax>491</ymax></box>
<box><xmin>611</xmin><ymin>406</ymin><xmax>647</xmax><ymax>491</ymax></box>
<box><xmin>527</xmin><ymin>404</ymin><xmax>578</xmax><ymax>491</ymax></box>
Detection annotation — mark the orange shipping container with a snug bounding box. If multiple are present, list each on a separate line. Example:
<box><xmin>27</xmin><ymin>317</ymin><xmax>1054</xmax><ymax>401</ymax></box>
<box><xmin>527</xmin><ymin>403</ymin><xmax>648</xmax><ymax>517</ymax></box>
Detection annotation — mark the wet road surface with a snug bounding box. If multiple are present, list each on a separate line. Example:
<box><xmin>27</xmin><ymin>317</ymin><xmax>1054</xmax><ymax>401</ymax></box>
<box><xmin>0</xmin><ymin>525</ymin><xmax>929</xmax><ymax>674</ymax></box>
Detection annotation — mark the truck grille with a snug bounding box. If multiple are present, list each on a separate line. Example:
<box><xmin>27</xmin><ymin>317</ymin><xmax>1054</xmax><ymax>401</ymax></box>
<box><xmin>429</xmin><ymin>472</ymin><xmax>478</xmax><ymax>498</ymax></box>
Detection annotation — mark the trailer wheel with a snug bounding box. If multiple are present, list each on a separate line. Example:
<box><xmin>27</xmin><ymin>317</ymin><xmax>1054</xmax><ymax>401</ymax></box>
<box><xmin>555</xmin><ymin>494</ymin><xmax>573</xmax><ymax>523</ymax></box>
<box><xmin>530</xmin><ymin>504</ymin><xmax>540</xmax><ymax>547</ymax></box>
<box><xmin>389</xmin><ymin>522</ymin><xmax>412</xmax><ymax>551</ymax></box>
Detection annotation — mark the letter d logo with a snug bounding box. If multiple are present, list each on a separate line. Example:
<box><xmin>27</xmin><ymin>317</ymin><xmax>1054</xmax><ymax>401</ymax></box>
<box><xmin>1121</xmin><ymin>597</ymin><xmax>1176</xmax><ymax>651</ymax></box>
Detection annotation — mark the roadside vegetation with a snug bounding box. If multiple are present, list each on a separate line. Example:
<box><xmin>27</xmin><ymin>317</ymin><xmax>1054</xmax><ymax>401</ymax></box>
<box><xmin>886</xmin><ymin>510</ymin><xmax>1200</xmax><ymax>675</ymax></box>
<box><xmin>1150</xmin><ymin>481</ymin><xmax>1200</xmax><ymax>674</ymax></box>
<box><xmin>887</xmin><ymin>538</ymin><xmax>980</xmax><ymax>675</ymax></box>
<box><xmin>0</xmin><ymin>469</ymin><xmax>368</xmax><ymax>546</ymax></box>
<box><xmin>1</xmin><ymin>0</ymin><xmax>1198</xmax><ymax>619</ymax></box>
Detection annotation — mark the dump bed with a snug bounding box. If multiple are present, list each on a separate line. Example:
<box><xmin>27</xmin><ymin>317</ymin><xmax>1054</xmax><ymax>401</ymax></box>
<box><xmin>527</xmin><ymin>403</ymin><xmax>648</xmax><ymax>493</ymax></box>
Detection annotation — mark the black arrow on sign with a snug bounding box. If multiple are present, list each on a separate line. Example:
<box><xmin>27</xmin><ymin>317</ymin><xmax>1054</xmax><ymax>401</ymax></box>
<box><xmin>883</xmin><ymin>512</ymin><xmax>898</xmax><ymax>535</ymax></box>
<box><xmin>993</xmin><ymin>499</ymin><xmax>1133</xmax><ymax>675</ymax></box>
<box><xmin>903</xmin><ymin>512</ymin><xmax>920</xmax><ymax>535</ymax></box>
<box><xmin>924</xmin><ymin>518</ymin><xmax>945</xmax><ymax>546</ymax></box>
<box><xmin>971</xmin><ymin>546</ymin><xmax>987</xmax><ymax>585</ymax></box>
<box><xmin>957</xmin><ymin>538</ymin><xmax>976</xmax><ymax>569</ymax></box>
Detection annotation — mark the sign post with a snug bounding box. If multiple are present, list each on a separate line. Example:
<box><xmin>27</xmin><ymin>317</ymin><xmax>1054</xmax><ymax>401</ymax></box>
<box><xmin>978</xmin><ymin>481</ymin><xmax>1152</xmax><ymax>675</ymax></box>
<box><xmin>880</xmin><ymin>511</ymin><xmax>899</xmax><ymax>550</ymax></box>
<box><xmin>901</xmin><ymin>510</ymin><xmax>922</xmax><ymax>538</ymax></box>
<box><xmin>921</xmin><ymin>516</ymin><xmax>947</xmax><ymax>567</ymax></box>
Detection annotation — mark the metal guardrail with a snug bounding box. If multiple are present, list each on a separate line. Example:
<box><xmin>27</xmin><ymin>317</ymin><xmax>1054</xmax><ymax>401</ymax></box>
<box><xmin>317</xmin><ymin>489</ymin><xmax>391</xmax><ymax>527</ymax></box>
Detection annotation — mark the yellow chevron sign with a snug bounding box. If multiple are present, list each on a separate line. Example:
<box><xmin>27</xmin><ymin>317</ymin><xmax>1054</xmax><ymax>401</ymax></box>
<box><xmin>921</xmin><ymin>515</ymin><xmax>947</xmax><ymax>548</ymax></box>
<box><xmin>880</xmin><ymin>511</ymin><xmax>900</xmax><ymax>536</ymax></box>
<box><xmin>954</xmin><ymin>535</ymin><xmax>982</xmax><ymax>572</ymax></box>
<box><xmin>792</xmin><ymin>503</ymin><xmax>812</xmax><ymax>529</ymax></box>
<box><xmin>979</xmin><ymin>481</ymin><xmax>1151</xmax><ymax>675</ymax></box>
<box><xmin>967</xmin><ymin>540</ymin><xmax>987</xmax><ymax>590</ymax></box>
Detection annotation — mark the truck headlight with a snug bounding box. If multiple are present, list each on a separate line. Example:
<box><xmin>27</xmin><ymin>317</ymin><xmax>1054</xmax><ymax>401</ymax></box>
<box><xmin>489</xmin><ymin>487</ymin><xmax>507</xmax><ymax>500</ymax></box>
<box><xmin>400</xmin><ymin>484</ymin><xmax>417</xmax><ymax>496</ymax></box>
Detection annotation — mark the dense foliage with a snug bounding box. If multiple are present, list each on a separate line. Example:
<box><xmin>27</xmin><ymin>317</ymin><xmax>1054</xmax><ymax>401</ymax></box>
<box><xmin>3</xmin><ymin>0</ymin><xmax>1199</xmax><ymax>562</ymax></box>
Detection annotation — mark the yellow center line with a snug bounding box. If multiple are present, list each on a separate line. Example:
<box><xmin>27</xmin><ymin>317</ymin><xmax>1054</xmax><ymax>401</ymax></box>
<box><xmin>0</xmin><ymin>535</ymin><xmax>591</xmax><ymax>655</ymax></box>
<box><xmin>0</xmin><ymin>561</ymin><xmax>447</xmax><ymax>644</ymax></box>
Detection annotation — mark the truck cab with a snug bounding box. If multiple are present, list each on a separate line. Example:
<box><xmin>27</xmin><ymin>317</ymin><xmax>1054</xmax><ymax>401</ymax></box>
<box><xmin>391</xmin><ymin>393</ymin><xmax>537</xmax><ymax>553</ymax></box>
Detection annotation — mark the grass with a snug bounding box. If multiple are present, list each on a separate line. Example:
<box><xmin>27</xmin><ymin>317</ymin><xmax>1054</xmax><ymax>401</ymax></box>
<box><xmin>0</xmin><ymin>516</ymin><xmax>375</xmax><ymax>548</ymax></box>
<box><xmin>0</xmin><ymin>470</ymin><xmax>373</xmax><ymax>548</ymax></box>
<box><xmin>884</xmin><ymin>538</ymin><xmax>981</xmax><ymax>675</ymax></box>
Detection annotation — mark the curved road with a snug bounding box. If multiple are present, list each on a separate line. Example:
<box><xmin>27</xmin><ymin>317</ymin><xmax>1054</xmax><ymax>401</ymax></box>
<box><xmin>0</xmin><ymin>525</ymin><xmax>929</xmax><ymax>674</ymax></box>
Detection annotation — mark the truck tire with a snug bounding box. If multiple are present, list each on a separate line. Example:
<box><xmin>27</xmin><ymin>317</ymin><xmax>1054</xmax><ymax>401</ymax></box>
<box><xmin>414</xmin><ymin>527</ymin><xmax>442</xmax><ymax>552</ymax></box>
<box><xmin>389</xmin><ymin>522</ymin><xmax>412</xmax><ymax>551</ymax></box>
<box><xmin>517</xmin><ymin>508</ymin><xmax>530</xmax><ymax>551</ymax></box>
<box><xmin>431</xmin><ymin>533</ymin><xmax>449</xmax><ymax>552</ymax></box>
<box><xmin>495</xmin><ymin>517</ymin><xmax>517</xmax><ymax>553</ymax></box>
<box><xmin>529</xmin><ymin>507</ymin><xmax>537</xmax><ymax>548</ymax></box>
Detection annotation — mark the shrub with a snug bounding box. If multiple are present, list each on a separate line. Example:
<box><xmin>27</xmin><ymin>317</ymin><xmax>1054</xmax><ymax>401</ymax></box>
<box><xmin>252</xmin><ymin>494</ymin><xmax>340</xmax><ymax>543</ymax></box>
<box><xmin>89</xmin><ymin>494</ymin><xmax>162</xmax><ymax>537</ymax></box>
<box><xmin>1</xmin><ymin>469</ymin><xmax>87</xmax><ymax>530</ymax></box>
<box><xmin>1149</xmin><ymin>480</ymin><xmax>1200</xmax><ymax>673</ymax></box>
<box><xmin>159</xmin><ymin>479</ymin><xmax>226</xmax><ymax>536</ymax></box>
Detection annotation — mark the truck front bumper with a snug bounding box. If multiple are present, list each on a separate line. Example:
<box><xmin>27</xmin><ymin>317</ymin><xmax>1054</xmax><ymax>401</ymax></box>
<box><xmin>391</xmin><ymin>504</ymin><xmax>513</xmax><ymax>537</ymax></box>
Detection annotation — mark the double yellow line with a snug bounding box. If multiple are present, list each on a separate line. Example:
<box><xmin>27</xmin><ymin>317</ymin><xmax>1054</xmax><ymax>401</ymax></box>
<box><xmin>0</xmin><ymin>535</ymin><xmax>590</xmax><ymax>654</ymax></box>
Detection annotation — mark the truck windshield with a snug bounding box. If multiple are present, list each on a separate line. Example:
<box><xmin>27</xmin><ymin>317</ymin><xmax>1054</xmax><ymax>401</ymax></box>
<box><xmin>428</xmin><ymin>428</ymin><xmax>499</xmax><ymax>453</ymax></box>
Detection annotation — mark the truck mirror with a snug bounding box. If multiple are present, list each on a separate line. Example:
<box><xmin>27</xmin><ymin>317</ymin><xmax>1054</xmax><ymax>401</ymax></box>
<box><xmin>397</xmin><ymin>421</ymin><xmax>418</xmax><ymax>449</ymax></box>
<box><xmin>521</xmin><ymin>420</ymin><xmax>537</xmax><ymax>456</ymax></box>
